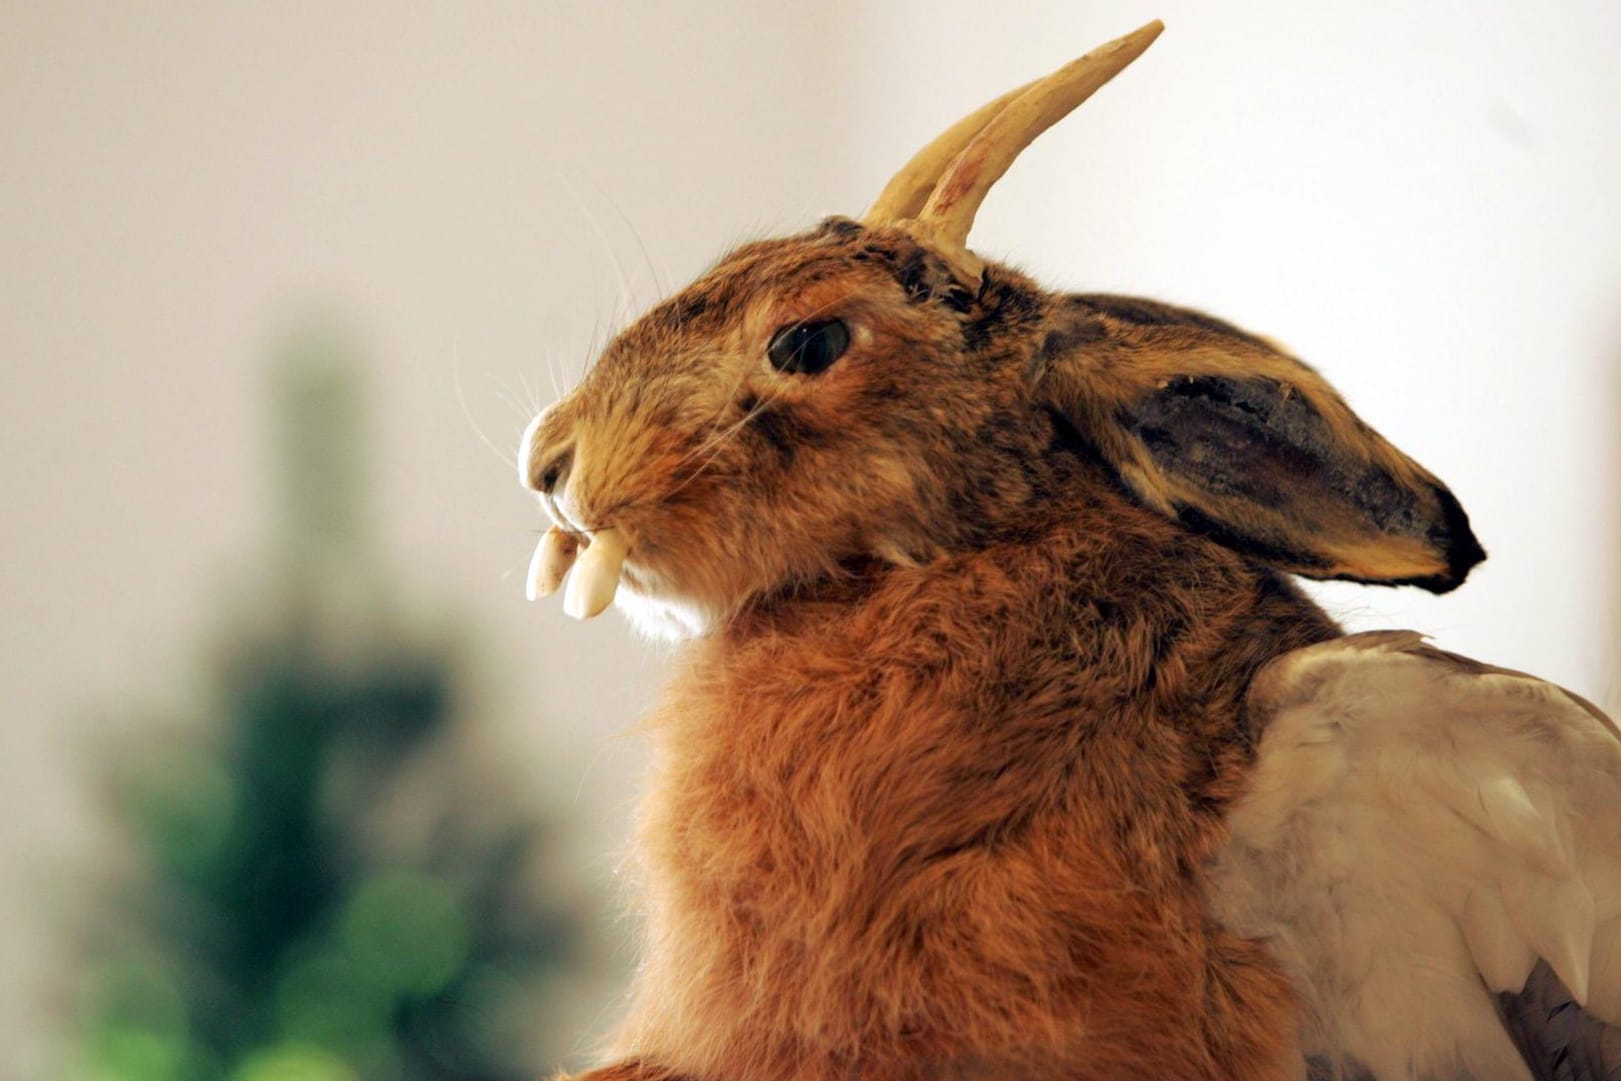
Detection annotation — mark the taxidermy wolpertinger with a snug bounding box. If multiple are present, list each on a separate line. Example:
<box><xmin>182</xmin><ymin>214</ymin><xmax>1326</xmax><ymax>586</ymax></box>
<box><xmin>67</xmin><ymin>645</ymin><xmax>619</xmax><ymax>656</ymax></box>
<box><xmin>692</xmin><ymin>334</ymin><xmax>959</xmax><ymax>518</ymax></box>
<box><xmin>516</xmin><ymin>20</ymin><xmax>1621</xmax><ymax>1081</ymax></box>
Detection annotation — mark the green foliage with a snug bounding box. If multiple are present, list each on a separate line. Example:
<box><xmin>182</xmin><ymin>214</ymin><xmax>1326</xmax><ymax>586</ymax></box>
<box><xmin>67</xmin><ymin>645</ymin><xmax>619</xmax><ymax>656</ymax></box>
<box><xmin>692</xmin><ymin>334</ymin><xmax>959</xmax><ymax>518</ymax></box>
<box><xmin>73</xmin><ymin>327</ymin><xmax>590</xmax><ymax>1080</ymax></box>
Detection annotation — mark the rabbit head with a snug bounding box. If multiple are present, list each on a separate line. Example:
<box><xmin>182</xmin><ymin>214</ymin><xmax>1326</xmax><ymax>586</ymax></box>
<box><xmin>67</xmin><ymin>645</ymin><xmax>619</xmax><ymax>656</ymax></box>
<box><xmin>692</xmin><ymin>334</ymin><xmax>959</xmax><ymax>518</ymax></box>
<box><xmin>519</xmin><ymin>20</ymin><xmax>1484</xmax><ymax>640</ymax></box>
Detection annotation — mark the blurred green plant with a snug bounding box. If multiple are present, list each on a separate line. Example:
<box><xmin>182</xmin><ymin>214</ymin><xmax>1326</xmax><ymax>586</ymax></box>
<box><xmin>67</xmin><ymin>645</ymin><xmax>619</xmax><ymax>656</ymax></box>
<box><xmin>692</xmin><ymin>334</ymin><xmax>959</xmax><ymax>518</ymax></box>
<box><xmin>70</xmin><ymin>323</ymin><xmax>589</xmax><ymax>1081</ymax></box>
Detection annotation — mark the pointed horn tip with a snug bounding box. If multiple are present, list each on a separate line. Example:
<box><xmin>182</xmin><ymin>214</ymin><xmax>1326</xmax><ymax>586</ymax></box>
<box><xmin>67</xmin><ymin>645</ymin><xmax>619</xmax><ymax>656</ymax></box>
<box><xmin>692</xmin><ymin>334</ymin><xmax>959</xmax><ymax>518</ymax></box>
<box><xmin>1086</xmin><ymin>19</ymin><xmax>1165</xmax><ymax>64</ymax></box>
<box><xmin>917</xmin><ymin>19</ymin><xmax>1167</xmax><ymax>240</ymax></box>
<box><xmin>864</xmin><ymin>19</ymin><xmax>1167</xmax><ymax>280</ymax></box>
<box><xmin>1049</xmin><ymin>20</ymin><xmax>1165</xmax><ymax>82</ymax></box>
<box><xmin>863</xmin><ymin>19</ymin><xmax>1166</xmax><ymax>229</ymax></box>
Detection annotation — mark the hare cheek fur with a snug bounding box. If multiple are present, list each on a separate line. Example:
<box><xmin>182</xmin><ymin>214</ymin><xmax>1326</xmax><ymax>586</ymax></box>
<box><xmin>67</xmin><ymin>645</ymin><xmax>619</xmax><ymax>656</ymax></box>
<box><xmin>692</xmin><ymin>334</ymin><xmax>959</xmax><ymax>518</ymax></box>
<box><xmin>518</xmin><ymin>23</ymin><xmax>1506</xmax><ymax>1081</ymax></box>
<box><xmin>531</xmin><ymin>240</ymin><xmax>1040</xmax><ymax>641</ymax></box>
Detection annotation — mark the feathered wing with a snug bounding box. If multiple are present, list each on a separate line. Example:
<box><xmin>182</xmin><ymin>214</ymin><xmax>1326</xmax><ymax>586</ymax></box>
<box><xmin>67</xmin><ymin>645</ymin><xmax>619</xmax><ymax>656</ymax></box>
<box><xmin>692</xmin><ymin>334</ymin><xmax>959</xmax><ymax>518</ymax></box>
<box><xmin>1211</xmin><ymin>631</ymin><xmax>1621</xmax><ymax>1081</ymax></box>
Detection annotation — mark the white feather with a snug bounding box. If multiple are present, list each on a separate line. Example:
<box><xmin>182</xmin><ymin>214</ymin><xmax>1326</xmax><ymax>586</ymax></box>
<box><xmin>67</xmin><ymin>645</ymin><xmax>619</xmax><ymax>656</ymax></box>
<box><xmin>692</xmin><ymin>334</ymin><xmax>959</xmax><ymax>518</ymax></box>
<box><xmin>1460</xmin><ymin>887</ymin><xmax>1537</xmax><ymax>994</ymax></box>
<box><xmin>1591</xmin><ymin>921</ymin><xmax>1621</xmax><ymax>1020</ymax></box>
<box><xmin>1474</xmin><ymin>775</ymin><xmax>1569</xmax><ymax>876</ymax></box>
<box><xmin>1501</xmin><ymin>874</ymin><xmax>1595</xmax><ymax>1005</ymax></box>
<box><xmin>1211</xmin><ymin>631</ymin><xmax>1621</xmax><ymax>1079</ymax></box>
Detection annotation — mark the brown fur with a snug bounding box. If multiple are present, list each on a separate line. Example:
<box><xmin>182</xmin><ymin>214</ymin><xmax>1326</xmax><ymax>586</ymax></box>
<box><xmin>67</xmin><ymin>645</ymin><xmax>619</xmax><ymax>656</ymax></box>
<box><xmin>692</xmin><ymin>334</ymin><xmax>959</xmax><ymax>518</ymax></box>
<box><xmin>524</xmin><ymin>218</ymin><xmax>1477</xmax><ymax>1078</ymax></box>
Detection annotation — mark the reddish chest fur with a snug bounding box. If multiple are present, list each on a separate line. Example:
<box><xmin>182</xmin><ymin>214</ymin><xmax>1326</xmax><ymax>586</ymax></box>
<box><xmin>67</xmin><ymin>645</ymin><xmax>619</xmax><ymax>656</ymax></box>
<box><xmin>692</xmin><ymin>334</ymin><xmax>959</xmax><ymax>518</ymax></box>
<box><xmin>618</xmin><ymin>500</ymin><xmax>1336</xmax><ymax>1081</ymax></box>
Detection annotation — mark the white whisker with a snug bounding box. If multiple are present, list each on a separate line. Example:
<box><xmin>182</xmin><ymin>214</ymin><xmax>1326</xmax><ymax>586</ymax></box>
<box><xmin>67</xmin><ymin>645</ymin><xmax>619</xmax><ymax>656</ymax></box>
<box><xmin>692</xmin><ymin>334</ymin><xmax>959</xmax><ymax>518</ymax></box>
<box><xmin>599</xmin><ymin>185</ymin><xmax>671</xmax><ymax>297</ymax></box>
<box><xmin>517</xmin><ymin>368</ymin><xmax>543</xmax><ymax>416</ymax></box>
<box><xmin>557</xmin><ymin>168</ymin><xmax>643</xmax><ymax>327</ymax></box>
<box><xmin>484</xmin><ymin>369</ymin><xmax>536</xmax><ymax>421</ymax></box>
<box><xmin>542</xmin><ymin>346</ymin><xmax>566</xmax><ymax>403</ymax></box>
<box><xmin>451</xmin><ymin>343</ymin><xmax>524</xmax><ymax>474</ymax></box>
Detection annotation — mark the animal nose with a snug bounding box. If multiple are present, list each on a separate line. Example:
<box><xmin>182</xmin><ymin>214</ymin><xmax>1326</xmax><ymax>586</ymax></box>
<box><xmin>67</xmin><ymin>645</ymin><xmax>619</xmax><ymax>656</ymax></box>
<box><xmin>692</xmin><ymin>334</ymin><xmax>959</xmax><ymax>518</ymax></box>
<box><xmin>521</xmin><ymin>436</ymin><xmax>573</xmax><ymax>499</ymax></box>
<box><xmin>518</xmin><ymin>408</ymin><xmax>574</xmax><ymax>496</ymax></box>
<box><xmin>532</xmin><ymin>446</ymin><xmax>571</xmax><ymax>496</ymax></box>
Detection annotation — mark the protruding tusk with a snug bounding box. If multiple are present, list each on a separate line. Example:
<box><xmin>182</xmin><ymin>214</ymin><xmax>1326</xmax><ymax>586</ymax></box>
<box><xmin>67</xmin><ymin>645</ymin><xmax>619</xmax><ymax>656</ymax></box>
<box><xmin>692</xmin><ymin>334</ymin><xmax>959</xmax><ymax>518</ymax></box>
<box><xmin>917</xmin><ymin>20</ymin><xmax>1163</xmax><ymax>258</ymax></box>
<box><xmin>563</xmin><ymin>527</ymin><xmax>630</xmax><ymax>620</ymax></box>
<box><xmin>526</xmin><ymin>526</ymin><xmax>581</xmax><ymax>602</ymax></box>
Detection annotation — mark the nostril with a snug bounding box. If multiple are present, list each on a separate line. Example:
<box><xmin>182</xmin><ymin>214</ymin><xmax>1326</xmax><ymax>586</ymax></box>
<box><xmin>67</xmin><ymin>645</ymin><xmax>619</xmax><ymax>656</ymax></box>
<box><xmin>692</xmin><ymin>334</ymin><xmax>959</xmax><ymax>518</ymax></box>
<box><xmin>536</xmin><ymin>449</ymin><xmax>572</xmax><ymax>496</ymax></box>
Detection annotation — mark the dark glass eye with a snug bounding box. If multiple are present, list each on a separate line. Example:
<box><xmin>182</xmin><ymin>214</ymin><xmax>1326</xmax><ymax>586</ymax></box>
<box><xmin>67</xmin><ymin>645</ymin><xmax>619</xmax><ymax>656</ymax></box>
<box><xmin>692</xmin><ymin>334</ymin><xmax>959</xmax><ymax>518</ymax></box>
<box><xmin>767</xmin><ymin>318</ymin><xmax>850</xmax><ymax>375</ymax></box>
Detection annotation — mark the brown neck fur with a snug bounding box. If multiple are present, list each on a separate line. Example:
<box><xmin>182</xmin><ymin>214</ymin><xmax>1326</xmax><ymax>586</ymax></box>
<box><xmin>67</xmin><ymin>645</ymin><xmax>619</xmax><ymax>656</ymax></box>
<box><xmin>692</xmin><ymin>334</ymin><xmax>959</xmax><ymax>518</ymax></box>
<box><xmin>618</xmin><ymin>476</ymin><xmax>1339</xmax><ymax>1081</ymax></box>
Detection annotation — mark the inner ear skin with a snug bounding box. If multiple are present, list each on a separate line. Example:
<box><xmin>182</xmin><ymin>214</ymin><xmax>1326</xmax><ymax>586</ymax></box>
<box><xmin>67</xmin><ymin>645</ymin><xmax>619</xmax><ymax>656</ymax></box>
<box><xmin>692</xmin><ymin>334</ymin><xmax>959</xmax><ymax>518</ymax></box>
<box><xmin>1134</xmin><ymin>377</ymin><xmax>1391</xmax><ymax>530</ymax></box>
<box><xmin>1035</xmin><ymin>294</ymin><xmax>1486</xmax><ymax>593</ymax></box>
<box><xmin>1132</xmin><ymin>375</ymin><xmax>1486</xmax><ymax>593</ymax></box>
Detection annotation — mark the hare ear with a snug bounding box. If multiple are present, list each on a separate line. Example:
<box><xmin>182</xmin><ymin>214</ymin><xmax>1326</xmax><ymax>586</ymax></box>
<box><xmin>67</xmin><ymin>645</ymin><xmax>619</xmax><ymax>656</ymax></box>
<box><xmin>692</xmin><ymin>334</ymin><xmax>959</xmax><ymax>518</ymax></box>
<box><xmin>1035</xmin><ymin>296</ymin><xmax>1486</xmax><ymax>592</ymax></box>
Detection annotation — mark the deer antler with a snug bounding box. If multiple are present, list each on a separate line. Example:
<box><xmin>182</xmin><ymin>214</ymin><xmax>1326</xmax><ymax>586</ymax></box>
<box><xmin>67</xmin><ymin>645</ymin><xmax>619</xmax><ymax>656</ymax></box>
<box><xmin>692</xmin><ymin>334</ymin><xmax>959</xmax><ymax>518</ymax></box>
<box><xmin>866</xmin><ymin>20</ymin><xmax>1163</xmax><ymax>283</ymax></box>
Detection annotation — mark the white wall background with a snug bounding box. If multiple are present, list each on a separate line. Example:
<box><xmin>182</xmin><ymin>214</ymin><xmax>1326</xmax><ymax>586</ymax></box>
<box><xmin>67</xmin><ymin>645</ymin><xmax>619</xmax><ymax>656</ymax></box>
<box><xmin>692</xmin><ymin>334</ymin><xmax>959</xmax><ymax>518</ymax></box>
<box><xmin>3</xmin><ymin>1</ymin><xmax>1617</xmax><ymax>1075</ymax></box>
<box><xmin>848</xmin><ymin>1</ymin><xmax>1621</xmax><ymax>697</ymax></box>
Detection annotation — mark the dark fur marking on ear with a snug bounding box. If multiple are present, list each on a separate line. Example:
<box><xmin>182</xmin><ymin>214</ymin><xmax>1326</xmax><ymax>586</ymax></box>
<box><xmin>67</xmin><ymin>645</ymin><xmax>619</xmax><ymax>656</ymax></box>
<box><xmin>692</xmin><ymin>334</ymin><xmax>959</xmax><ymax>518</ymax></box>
<box><xmin>1361</xmin><ymin>485</ymin><xmax>1484</xmax><ymax>593</ymax></box>
<box><xmin>1038</xmin><ymin>317</ymin><xmax>1108</xmax><ymax>364</ymax></box>
<box><xmin>1211</xmin><ymin>503</ymin><xmax>1483</xmax><ymax>594</ymax></box>
<box><xmin>1172</xmin><ymin>502</ymin><xmax>1333</xmax><ymax>573</ymax></box>
<box><xmin>1135</xmin><ymin>376</ymin><xmax>1470</xmax><ymax>560</ymax></box>
<box><xmin>1432</xmin><ymin>482</ymin><xmax>1486</xmax><ymax>583</ymax></box>
<box><xmin>1133</xmin><ymin>377</ymin><xmax>1328</xmax><ymax>509</ymax></box>
<box><xmin>1310</xmin><ymin>562</ymin><xmax>1479</xmax><ymax>595</ymax></box>
<box><xmin>1072</xmin><ymin>294</ymin><xmax>1276</xmax><ymax>351</ymax></box>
